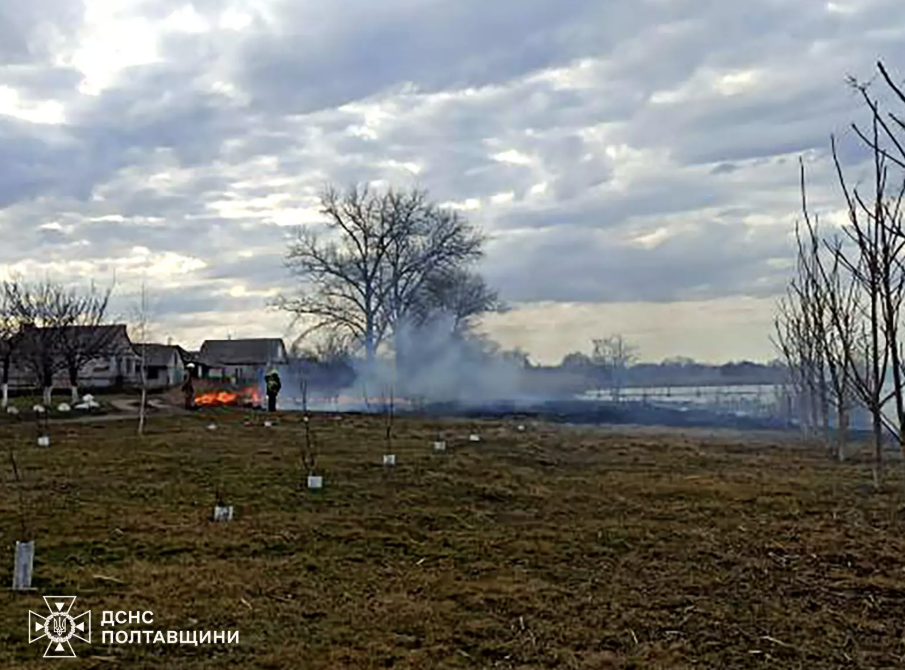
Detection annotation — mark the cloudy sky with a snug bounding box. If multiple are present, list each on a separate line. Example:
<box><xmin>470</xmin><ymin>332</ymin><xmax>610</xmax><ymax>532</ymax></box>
<box><xmin>1</xmin><ymin>0</ymin><xmax>903</xmax><ymax>364</ymax></box>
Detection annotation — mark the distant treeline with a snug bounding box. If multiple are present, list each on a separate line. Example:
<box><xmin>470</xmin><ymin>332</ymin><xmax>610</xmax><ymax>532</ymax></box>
<box><xmin>526</xmin><ymin>356</ymin><xmax>787</xmax><ymax>395</ymax></box>
<box><xmin>287</xmin><ymin>346</ymin><xmax>788</xmax><ymax>399</ymax></box>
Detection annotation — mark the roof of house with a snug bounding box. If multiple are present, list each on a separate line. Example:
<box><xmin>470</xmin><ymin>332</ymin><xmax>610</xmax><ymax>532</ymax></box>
<box><xmin>16</xmin><ymin>324</ymin><xmax>136</xmax><ymax>355</ymax></box>
<box><xmin>180</xmin><ymin>350</ymin><xmax>215</xmax><ymax>367</ymax></box>
<box><xmin>137</xmin><ymin>343</ymin><xmax>184</xmax><ymax>367</ymax></box>
<box><xmin>199</xmin><ymin>338</ymin><xmax>287</xmax><ymax>366</ymax></box>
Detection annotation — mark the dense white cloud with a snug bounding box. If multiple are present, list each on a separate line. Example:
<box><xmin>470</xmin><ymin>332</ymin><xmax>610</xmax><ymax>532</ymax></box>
<box><xmin>1</xmin><ymin>0</ymin><xmax>905</xmax><ymax>361</ymax></box>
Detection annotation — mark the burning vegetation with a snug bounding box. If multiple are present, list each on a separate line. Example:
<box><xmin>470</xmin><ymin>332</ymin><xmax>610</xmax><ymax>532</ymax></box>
<box><xmin>193</xmin><ymin>386</ymin><xmax>261</xmax><ymax>408</ymax></box>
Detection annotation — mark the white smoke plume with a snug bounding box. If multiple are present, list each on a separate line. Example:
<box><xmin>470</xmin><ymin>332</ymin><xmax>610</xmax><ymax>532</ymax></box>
<box><xmin>277</xmin><ymin>315</ymin><xmax>535</xmax><ymax>411</ymax></box>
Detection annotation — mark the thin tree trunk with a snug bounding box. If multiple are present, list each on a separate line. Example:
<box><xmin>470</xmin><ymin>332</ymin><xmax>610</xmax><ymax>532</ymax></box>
<box><xmin>67</xmin><ymin>365</ymin><xmax>80</xmax><ymax>403</ymax></box>
<box><xmin>890</xmin><ymin>341</ymin><xmax>905</xmax><ymax>450</ymax></box>
<box><xmin>809</xmin><ymin>374</ymin><xmax>821</xmax><ymax>440</ymax></box>
<box><xmin>798</xmin><ymin>384</ymin><xmax>811</xmax><ymax>438</ymax></box>
<box><xmin>1</xmin><ymin>357</ymin><xmax>9</xmax><ymax>408</ymax></box>
<box><xmin>872</xmin><ymin>409</ymin><xmax>885</xmax><ymax>489</ymax></box>
<box><xmin>836</xmin><ymin>402</ymin><xmax>848</xmax><ymax>462</ymax></box>
<box><xmin>138</xmin><ymin>388</ymin><xmax>147</xmax><ymax>436</ymax></box>
<box><xmin>819</xmin><ymin>371</ymin><xmax>831</xmax><ymax>446</ymax></box>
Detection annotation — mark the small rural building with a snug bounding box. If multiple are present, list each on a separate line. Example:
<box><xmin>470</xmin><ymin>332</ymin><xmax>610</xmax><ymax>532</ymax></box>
<box><xmin>198</xmin><ymin>338</ymin><xmax>288</xmax><ymax>384</ymax></box>
<box><xmin>136</xmin><ymin>343</ymin><xmax>188</xmax><ymax>388</ymax></box>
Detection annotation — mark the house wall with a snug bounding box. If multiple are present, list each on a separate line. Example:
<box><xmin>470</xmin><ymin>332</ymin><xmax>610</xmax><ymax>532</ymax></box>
<box><xmin>168</xmin><ymin>361</ymin><xmax>186</xmax><ymax>386</ymax></box>
<box><xmin>68</xmin><ymin>353</ymin><xmax>143</xmax><ymax>388</ymax></box>
<box><xmin>208</xmin><ymin>365</ymin><xmax>263</xmax><ymax>384</ymax></box>
<box><xmin>8</xmin><ymin>352</ymin><xmax>143</xmax><ymax>389</ymax></box>
<box><xmin>146</xmin><ymin>366</ymin><xmax>185</xmax><ymax>388</ymax></box>
<box><xmin>143</xmin><ymin>353</ymin><xmax>186</xmax><ymax>388</ymax></box>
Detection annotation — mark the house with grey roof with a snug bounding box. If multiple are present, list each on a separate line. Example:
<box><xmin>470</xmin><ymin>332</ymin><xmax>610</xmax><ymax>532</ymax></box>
<box><xmin>198</xmin><ymin>338</ymin><xmax>288</xmax><ymax>384</ymax></box>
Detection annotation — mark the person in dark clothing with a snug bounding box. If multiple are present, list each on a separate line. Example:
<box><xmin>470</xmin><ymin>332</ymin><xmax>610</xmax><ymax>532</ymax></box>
<box><xmin>265</xmin><ymin>369</ymin><xmax>281</xmax><ymax>412</ymax></box>
<box><xmin>182</xmin><ymin>365</ymin><xmax>196</xmax><ymax>410</ymax></box>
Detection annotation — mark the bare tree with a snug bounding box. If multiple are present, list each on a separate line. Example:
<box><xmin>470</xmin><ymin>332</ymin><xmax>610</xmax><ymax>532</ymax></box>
<box><xmin>276</xmin><ymin>184</ymin><xmax>487</xmax><ymax>364</ymax></box>
<box><xmin>774</xmin><ymin>204</ymin><xmax>852</xmax><ymax>453</ymax></box>
<box><xmin>774</xmin><ymin>181</ymin><xmax>832</xmax><ymax>445</ymax></box>
<box><xmin>54</xmin><ymin>282</ymin><xmax>117</xmax><ymax>402</ymax></box>
<box><xmin>797</xmin><ymin>159</ymin><xmax>861</xmax><ymax>459</ymax></box>
<box><xmin>0</xmin><ymin>280</ymin><xmax>25</xmax><ymax>408</ymax></box>
<box><xmin>831</xmin><ymin>133</ymin><xmax>904</xmax><ymax>486</ymax></box>
<box><xmin>129</xmin><ymin>281</ymin><xmax>153</xmax><ymax>436</ymax></box>
<box><xmin>592</xmin><ymin>335</ymin><xmax>639</xmax><ymax>402</ymax></box>
<box><xmin>380</xmin><ymin>190</ymin><xmax>485</xmax><ymax>340</ymax></box>
<box><xmin>6</xmin><ymin>281</ymin><xmax>106</xmax><ymax>406</ymax></box>
<box><xmin>773</xmin><ymin>296</ymin><xmax>814</xmax><ymax>436</ymax></box>
<box><xmin>815</xmin><ymin>237</ymin><xmax>860</xmax><ymax>461</ymax></box>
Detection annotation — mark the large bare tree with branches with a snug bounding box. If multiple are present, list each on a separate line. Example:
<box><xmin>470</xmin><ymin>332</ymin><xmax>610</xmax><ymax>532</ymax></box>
<box><xmin>277</xmin><ymin>184</ymin><xmax>492</xmax><ymax>364</ymax></box>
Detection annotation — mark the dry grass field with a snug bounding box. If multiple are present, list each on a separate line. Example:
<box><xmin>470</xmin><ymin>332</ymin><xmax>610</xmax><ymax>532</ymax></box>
<box><xmin>3</xmin><ymin>410</ymin><xmax>905</xmax><ymax>668</ymax></box>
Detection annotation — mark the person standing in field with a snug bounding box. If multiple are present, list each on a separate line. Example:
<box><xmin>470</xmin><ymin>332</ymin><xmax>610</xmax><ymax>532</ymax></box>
<box><xmin>182</xmin><ymin>364</ymin><xmax>196</xmax><ymax>411</ymax></box>
<box><xmin>265</xmin><ymin>369</ymin><xmax>281</xmax><ymax>412</ymax></box>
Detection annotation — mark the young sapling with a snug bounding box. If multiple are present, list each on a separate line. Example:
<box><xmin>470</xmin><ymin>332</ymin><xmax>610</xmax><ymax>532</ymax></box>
<box><xmin>212</xmin><ymin>484</ymin><xmax>233</xmax><ymax>522</ymax></box>
<box><xmin>383</xmin><ymin>383</ymin><xmax>396</xmax><ymax>467</ymax></box>
<box><xmin>9</xmin><ymin>444</ymin><xmax>35</xmax><ymax>590</ymax></box>
<box><xmin>299</xmin><ymin>379</ymin><xmax>321</xmax><ymax>490</ymax></box>
<box><xmin>433</xmin><ymin>429</ymin><xmax>447</xmax><ymax>453</ymax></box>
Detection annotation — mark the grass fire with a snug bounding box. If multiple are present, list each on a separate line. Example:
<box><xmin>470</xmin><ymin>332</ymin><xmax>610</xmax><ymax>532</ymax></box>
<box><xmin>193</xmin><ymin>387</ymin><xmax>261</xmax><ymax>408</ymax></box>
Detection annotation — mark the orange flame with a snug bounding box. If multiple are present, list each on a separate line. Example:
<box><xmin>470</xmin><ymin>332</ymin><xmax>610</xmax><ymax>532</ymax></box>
<box><xmin>195</xmin><ymin>386</ymin><xmax>261</xmax><ymax>407</ymax></box>
<box><xmin>195</xmin><ymin>391</ymin><xmax>238</xmax><ymax>406</ymax></box>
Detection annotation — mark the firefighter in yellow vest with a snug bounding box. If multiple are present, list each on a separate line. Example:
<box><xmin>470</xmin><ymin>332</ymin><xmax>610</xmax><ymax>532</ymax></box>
<box><xmin>265</xmin><ymin>369</ymin><xmax>281</xmax><ymax>412</ymax></box>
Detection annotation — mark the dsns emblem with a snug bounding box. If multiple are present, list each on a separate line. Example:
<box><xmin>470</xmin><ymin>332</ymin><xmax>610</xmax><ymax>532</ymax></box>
<box><xmin>29</xmin><ymin>596</ymin><xmax>91</xmax><ymax>658</ymax></box>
